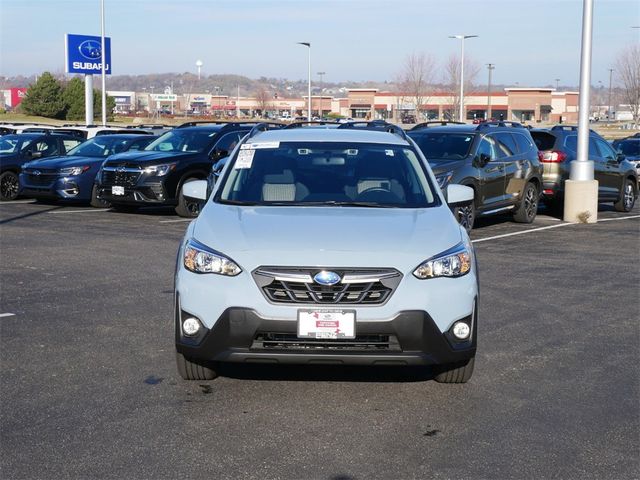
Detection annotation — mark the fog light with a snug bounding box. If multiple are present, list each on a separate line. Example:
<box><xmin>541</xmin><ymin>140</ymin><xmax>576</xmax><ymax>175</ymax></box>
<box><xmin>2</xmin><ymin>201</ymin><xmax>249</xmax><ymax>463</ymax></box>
<box><xmin>452</xmin><ymin>321</ymin><xmax>470</xmax><ymax>340</ymax></box>
<box><xmin>182</xmin><ymin>317</ymin><xmax>201</xmax><ymax>336</ymax></box>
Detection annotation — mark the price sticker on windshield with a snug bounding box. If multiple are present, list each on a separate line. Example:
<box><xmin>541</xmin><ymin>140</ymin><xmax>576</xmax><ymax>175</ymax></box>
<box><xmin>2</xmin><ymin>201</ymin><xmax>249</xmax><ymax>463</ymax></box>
<box><xmin>240</xmin><ymin>142</ymin><xmax>280</xmax><ymax>150</ymax></box>
<box><xmin>235</xmin><ymin>149</ymin><xmax>255</xmax><ymax>169</ymax></box>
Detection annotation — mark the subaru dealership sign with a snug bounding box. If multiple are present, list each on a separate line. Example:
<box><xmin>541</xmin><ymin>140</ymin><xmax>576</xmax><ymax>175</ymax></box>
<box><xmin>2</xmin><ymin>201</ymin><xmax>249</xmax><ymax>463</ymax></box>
<box><xmin>65</xmin><ymin>34</ymin><xmax>112</xmax><ymax>75</ymax></box>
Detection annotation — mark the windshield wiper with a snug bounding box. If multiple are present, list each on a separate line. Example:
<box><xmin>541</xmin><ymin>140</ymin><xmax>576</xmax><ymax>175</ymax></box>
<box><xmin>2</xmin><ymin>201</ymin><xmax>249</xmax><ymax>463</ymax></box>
<box><xmin>218</xmin><ymin>199</ymin><xmax>260</xmax><ymax>206</ymax></box>
<box><xmin>265</xmin><ymin>200</ymin><xmax>397</xmax><ymax>208</ymax></box>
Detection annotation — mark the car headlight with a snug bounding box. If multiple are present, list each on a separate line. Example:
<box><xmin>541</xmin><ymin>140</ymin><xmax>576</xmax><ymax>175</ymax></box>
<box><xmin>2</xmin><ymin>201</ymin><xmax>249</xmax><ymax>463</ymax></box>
<box><xmin>413</xmin><ymin>240</ymin><xmax>472</xmax><ymax>279</ymax></box>
<box><xmin>60</xmin><ymin>166</ymin><xmax>90</xmax><ymax>176</ymax></box>
<box><xmin>183</xmin><ymin>238</ymin><xmax>241</xmax><ymax>276</ymax></box>
<box><xmin>435</xmin><ymin>171</ymin><xmax>454</xmax><ymax>189</ymax></box>
<box><xmin>143</xmin><ymin>163</ymin><xmax>176</xmax><ymax>176</ymax></box>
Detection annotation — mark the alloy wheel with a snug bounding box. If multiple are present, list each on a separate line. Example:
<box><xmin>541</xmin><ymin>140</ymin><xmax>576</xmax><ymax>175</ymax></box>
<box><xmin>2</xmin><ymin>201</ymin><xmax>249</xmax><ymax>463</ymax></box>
<box><xmin>623</xmin><ymin>183</ymin><xmax>635</xmax><ymax>210</ymax></box>
<box><xmin>1</xmin><ymin>173</ymin><xmax>19</xmax><ymax>200</ymax></box>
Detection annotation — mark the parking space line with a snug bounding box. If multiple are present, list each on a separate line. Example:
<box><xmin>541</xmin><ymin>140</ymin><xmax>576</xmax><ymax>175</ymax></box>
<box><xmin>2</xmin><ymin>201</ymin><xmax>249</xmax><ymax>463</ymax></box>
<box><xmin>472</xmin><ymin>214</ymin><xmax>639</xmax><ymax>244</ymax></box>
<box><xmin>159</xmin><ymin>219</ymin><xmax>192</xmax><ymax>223</ymax></box>
<box><xmin>48</xmin><ymin>209</ymin><xmax>111</xmax><ymax>214</ymax></box>
<box><xmin>0</xmin><ymin>200</ymin><xmax>37</xmax><ymax>204</ymax></box>
<box><xmin>597</xmin><ymin>214</ymin><xmax>640</xmax><ymax>222</ymax></box>
<box><xmin>472</xmin><ymin>223</ymin><xmax>573</xmax><ymax>243</ymax></box>
<box><xmin>0</xmin><ymin>313</ymin><xmax>16</xmax><ymax>318</ymax></box>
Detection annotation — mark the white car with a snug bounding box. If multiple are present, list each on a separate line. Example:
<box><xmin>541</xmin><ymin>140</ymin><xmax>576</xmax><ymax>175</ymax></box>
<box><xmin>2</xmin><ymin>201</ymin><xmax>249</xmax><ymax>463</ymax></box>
<box><xmin>175</xmin><ymin>123</ymin><xmax>478</xmax><ymax>384</ymax></box>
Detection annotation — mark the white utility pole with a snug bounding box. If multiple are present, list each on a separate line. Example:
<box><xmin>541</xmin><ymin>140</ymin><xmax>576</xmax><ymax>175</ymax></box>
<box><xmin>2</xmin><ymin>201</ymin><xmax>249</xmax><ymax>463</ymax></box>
<box><xmin>449</xmin><ymin>35</ymin><xmax>478</xmax><ymax>122</ymax></box>
<box><xmin>298</xmin><ymin>42</ymin><xmax>311</xmax><ymax>120</ymax></box>
<box><xmin>100</xmin><ymin>0</ymin><xmax>107</xmax><ymax>126</ymax></box>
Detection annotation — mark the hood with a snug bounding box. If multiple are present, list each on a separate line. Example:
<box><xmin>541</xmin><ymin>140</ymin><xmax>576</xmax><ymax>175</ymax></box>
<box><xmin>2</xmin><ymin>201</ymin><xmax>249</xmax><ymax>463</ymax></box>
<box><xmin>428</xmin><ymin>159</ymin><xmax>466</xmax><ymax>175</ymax></box>
<box><xmin>104</xmin><ymin>150</ymin><xmax>194</xmax><ymax>166</ymax></box>
<box><xmin>192</xmin><ymin>203</ymin><xmax>462</xmax><ymax>272</ymax></box>
<box><xmin>23</xmin><ymin>155</ymin><xmax>103</xmax><ymax>169</ymax></box>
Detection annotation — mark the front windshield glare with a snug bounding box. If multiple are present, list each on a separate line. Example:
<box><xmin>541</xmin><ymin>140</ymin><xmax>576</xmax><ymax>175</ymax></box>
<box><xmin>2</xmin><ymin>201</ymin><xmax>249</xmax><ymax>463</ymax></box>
<box><xmin>409</xmin><ymin>132</ymin><xmax>475</xmax><ymax>160</ymax></box>
<box><xmin>67</xmin><ymin>137</ymin><xmax>131</xmax><ymax>157</ymax></box>
<box><xmin>145</xmin><ymin>130</ymin><xmax>215</xmax><ymax>153</ymax></box>
<box><xmin>217</xmin><ymin>142</ymin><xmax>436</xmax><ymax>208</ymax></box>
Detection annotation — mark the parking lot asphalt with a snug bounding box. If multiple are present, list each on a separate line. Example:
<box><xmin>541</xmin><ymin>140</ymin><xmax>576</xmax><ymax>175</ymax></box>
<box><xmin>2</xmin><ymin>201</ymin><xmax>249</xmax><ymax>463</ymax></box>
<box><xmin>1</xmin><ymin>200</ymin><xmax>639</xmax><ymax>480</ymax></box>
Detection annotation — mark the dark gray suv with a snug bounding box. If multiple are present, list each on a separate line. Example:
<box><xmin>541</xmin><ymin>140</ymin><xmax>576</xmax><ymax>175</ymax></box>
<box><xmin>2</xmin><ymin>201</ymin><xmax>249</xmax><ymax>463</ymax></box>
<box><xmin>408</xmin><ymin>121</ymin><xmax>543</xmax><ymax>231</ymax></box>
<box><xmin>530</xmin><ymin>126</ymin><xmax>638</xmax><ymax>212</ymax></box>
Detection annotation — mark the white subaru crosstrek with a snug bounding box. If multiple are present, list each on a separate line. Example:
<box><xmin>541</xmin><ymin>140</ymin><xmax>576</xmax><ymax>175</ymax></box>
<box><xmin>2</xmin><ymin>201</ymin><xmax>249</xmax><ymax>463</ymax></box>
<box><xmin>175</xmin><ymin>123</ymin><xmax>478</xmax><ymax>383</ymax></box>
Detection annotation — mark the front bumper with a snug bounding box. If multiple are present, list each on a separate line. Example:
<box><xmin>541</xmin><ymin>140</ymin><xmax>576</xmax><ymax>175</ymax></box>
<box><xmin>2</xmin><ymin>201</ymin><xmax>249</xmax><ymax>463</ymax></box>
<box><xmin>96</xmin><ymin>182</ymin><xmax>174</xmax><ymax>206</ymax></box>
<box><xmin>175</xmin><ymin>307</ymin><xmax>477</xmax><ymax>367</ymax></box>
<box><xmin>20</xmin><ymin>175</ymin><xmax>87</xmax><ymax>200</ymax></box>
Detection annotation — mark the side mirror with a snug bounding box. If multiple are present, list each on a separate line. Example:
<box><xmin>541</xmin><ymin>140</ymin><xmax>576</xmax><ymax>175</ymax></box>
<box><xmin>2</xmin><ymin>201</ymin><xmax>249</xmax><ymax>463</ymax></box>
<box><xmin>182</xmin><ymin>179</ymin><xmax>208</xmax><ymax>201</ymax></box>
<box><xmin>210</xmin><ymin>149</ymin><xmax>228</xmax><ymax>161</ymax></box>
<box><xmin>473</xmin><ymin>153</ymin><xmax>490</xmax><ymax>168</ymax></box>
<box><xmin>24</xmin><ymin>150</ymin><xmax>42</xmax><ymax>160</ymax></box>
<box><xmin>616</xmin><ymin>153</ymin><xmax>626</xmax><ymax>163</ymax></box>
<box><xmin>446</xmin><ymin>184</ymin><xmax>474</xmax><ymax>206</ymax></box>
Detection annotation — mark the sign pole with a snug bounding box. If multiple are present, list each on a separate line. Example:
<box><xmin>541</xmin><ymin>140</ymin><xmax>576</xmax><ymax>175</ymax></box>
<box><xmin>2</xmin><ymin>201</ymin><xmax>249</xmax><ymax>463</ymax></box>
<box><xmin>100</xmin><ymin>0</ymin><xmax>107</xmax><ymax>126</ymax></box>
<box><xmin>84</xmin><ymin>74</ymin><xmax>94</xmax><ymax>125</ymax></box>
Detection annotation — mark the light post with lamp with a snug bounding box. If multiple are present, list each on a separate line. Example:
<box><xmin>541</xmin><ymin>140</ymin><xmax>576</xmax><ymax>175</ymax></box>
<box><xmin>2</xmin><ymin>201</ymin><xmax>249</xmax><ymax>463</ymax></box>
<box><xmin>317</xmin><ymin>71</ymin><xmax>325</xmax><ymax>118</ymax></box>
<box><xmin>297</xmin><ymin>42</ymin><xmax>311</xmax><ymax>120</ymax></box>
<box><xmin>449</xmin><ymin>34</ymin><xmax>478</xmax><ymax>122</ymax></box>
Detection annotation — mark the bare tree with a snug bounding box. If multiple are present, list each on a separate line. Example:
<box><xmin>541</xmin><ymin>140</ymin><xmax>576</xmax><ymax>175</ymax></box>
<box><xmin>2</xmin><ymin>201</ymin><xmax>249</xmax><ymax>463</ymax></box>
<box><xmin>443</xmin><ymin>54</ymin><xmax>481</xmax><ymax>121</ymax></box>
<box><xmin>398</xmin><ymin>52</ymin><xmax>436</xmax><ymax>121</ymax></box>
<box><xmin>614</xmin><ymin>44</ymin><xmax>640</xmax><ymax>127</ymax></box>
<box><xmin>254</xmin><ymin>87</ymin><xmax>273</xmax><ymax>117</ymax></box>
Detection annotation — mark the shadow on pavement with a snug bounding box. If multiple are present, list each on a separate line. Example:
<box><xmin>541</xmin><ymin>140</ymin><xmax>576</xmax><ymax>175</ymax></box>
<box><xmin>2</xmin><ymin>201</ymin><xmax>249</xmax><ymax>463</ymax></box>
<box><xmin>215</xmin><ymin>363</ymin><xmax>437</xmax><ymax>383</ymax></box>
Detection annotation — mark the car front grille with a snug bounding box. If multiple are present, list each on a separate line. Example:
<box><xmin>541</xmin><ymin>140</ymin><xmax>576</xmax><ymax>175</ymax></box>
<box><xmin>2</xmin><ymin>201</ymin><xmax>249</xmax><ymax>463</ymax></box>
<box><xmin>251</xmin><ymin>332</ymin><xmax>400</xmax><ymax>352</ymax></box>
<box><xmin>101</xmin><ymin>165</ymin><xmax>141</xmax><ymax>187</ymax></box>
<box><xmin>252</xmin><ymin>267</ymin><xmax>402</xmax><ymax>305</ymax></box>
<box><xmin>22</xmin><ymin>168</ymin><xmax>59</xmax><ymax>186</ymax></box>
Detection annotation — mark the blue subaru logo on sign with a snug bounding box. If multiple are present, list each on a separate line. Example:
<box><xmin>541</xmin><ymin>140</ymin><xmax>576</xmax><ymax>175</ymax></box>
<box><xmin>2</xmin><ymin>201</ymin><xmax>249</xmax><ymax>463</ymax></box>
<box><xmin>79</xmin><ymin>40</ymin><xmax>102</xmax><ymax>60</ymax></box>
<box><xmin>314</xmin><ymin>271</ymin><xmax>341</xmax><ymax>286</ymax></box>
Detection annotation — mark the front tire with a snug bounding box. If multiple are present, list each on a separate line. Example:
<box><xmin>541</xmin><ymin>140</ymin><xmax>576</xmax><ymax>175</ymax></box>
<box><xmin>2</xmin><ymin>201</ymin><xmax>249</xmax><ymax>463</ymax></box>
<box><xmin>614</xmin><ymin>179</ymin><xmax>636</xmax><ymax>212</ymax></box>
<box><xmin>513</xmin><ymin>182</ymin><xmax>538</xmax><ymax>223</ymax></box>
<box><xmin>175</xmin><ymin>177</ymin><xmax>203</xmax><ymax>218</ymax></box>
<box><xmin>90</xmin><ymin>184</ymin><xmax>111</xmax><ymax>208</ymax></box>
<box><xmin>176</xmin><ymin>352</ymin><xmax>217</xmax><ymax>380</ymax></box>
<box><xmin>0</xmin><ymin>171</ymin><xmax>19</xmax><ymax>201</ymax></box>
<box><xmin>434</xmin><ymin>357</ymin><xmax>475</xmax><ymax>383</ymax></box>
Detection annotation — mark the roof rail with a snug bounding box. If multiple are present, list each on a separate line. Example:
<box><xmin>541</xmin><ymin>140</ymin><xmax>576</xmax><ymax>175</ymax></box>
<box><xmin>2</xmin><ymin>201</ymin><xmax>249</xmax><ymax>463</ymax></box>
<box><xmin>246</xmin><ymin>122</ymin><xmax>279</xmax><ymax>139</ymax></box>
<box><xmin>337</xmin><ymin>120</ymin><xmax>408</xmax><ymax>141</ymax></box>
<box><xmin>409</xmin><ymin>121</ymin><xmax>465</xmax><ymax>131</ymax></box>
<box><xmin>550</xmin><ymin>124</ymin><xmax>598</xmax><ymax>134</ymax></box>
<box><xmin>284</xmin><ymin>120</ymin><xmax>339</xmax><ymax>129</ymax></box>
<box><xmin>476</xmin><ymin>121</ymin><xmax>524</xmax><ymax>130</ymax></box>
<box><xmin>176</xmin><ymin>120</ymin><xmax>285</xmax><ymax>129</ymax></box>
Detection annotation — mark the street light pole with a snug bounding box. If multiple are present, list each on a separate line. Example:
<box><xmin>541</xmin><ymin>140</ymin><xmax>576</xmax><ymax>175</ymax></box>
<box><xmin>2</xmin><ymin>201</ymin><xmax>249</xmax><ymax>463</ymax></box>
<box><xmin>607</xmin><ymin>68</ymin><xmax>614</xmax><ymax>123</ymax></box>
<box><xmin>486</xmin><ymin>63</ymin><xmax>494</xmax><ymax>120</ymax></box>
<box><xmin>298</xmin><ymin>42</ymin><xmax>311</xmax><ymax>120</ymax></box>
<box><xmin>564</xmin><ymin>0</ymin><xmax>598</xmax><ymax>224</ymax></box>
<box><xmin>317</xmin><ymin>71</ymin><xmax>325</xmax><ymax>118</ymax></box>
<box><xmin>449</xmin><ymin>35</ymin><xmax>478</xmax><ymax>122</ymax></box>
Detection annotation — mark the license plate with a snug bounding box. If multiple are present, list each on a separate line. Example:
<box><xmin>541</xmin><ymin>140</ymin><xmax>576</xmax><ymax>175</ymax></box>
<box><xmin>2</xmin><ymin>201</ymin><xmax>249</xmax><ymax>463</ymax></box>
<box><xmin>112</xmin><ymin>186</ymin><xmax>125</xmax><ymax>196</ymax></box>
<box><xmin>297</xmin><ymin>309</ymin><xmax>356</xmax><ymax>339</ymax></box>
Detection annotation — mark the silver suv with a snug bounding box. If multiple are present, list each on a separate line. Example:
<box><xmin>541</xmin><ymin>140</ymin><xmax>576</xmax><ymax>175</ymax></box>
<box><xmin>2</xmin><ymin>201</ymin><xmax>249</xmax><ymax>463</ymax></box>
<box><xmin>174</xmin><ymin>125</ymin><xmax>479</xmax><ymax>383</ymax></box>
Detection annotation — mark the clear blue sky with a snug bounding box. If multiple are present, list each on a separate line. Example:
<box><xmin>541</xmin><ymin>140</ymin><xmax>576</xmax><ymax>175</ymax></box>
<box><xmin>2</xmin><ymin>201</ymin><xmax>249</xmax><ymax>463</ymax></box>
<box><xmin>1</xmin><ymin>0</ymin><xmax>638</xmax><ymax>86</ymax></box>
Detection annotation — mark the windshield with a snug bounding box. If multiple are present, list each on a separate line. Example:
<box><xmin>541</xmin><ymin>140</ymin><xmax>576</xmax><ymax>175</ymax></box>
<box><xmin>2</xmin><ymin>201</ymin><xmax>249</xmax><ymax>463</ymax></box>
<box><xmin>0</xmin><ymin>135</ymin><xmax>32</xmax><ymax>154</ymax></box>
<box><xmin>619</xmin><ymin>141</ymin><xmax>640</xmax><ymax>156</ymax></box>
<box><xmin>408</xmin><ymin>132</ymin><xmax>475</xmax><ymax>163</ymax></box>
<box><xmin>217</xmin><ymin>141</ymin><xmax>437</xmax><ymax>208</ymax></box>
<box><xmin>144</xmin><ymin>129</ymin><xmax>216</xmax><ymax>153</ymax></box>
<box><xmin>66</xmin><ymin>136</ymin><xmax>132</xmax><ymax>157</ymax></box>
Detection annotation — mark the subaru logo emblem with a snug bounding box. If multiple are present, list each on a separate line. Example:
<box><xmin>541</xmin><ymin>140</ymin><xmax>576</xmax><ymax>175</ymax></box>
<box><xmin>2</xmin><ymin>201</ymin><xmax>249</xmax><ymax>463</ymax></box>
<box><xmin>78</xmin><ymin>40</ymin><xmax>102</xmax><ymax>60</ymax></box>
<box><xmin>116</xmin><ymin>166</ymin><xmax>126</xmax><ymax>173</ymax></box>
<box><xmin>33</xmin><ymin>170</ymin><xmax>41</xmax><ymax>176</ymax></box>
<box><xmin>313</xmin><ymin>271</ymin><xmax>341</xmax><ymax>286</ymax></box>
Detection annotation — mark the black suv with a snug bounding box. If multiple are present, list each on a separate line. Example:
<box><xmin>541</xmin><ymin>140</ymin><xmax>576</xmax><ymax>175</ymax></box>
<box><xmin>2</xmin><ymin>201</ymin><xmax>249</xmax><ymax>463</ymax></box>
<box><xmin>95</xmin><ymin>122</ymin><xmax>281</xmax><ymax>216</ymax></box>
<box><xmin>1</xmin><ymin>132</ymin><xmax>83</xmax><ymax>200</ymax></box>
<box><xmin>530</xmin><ymin>126</ymin><xmax>638</xmax><ymax>212</ymax></box>
<box><xmin>407</xmin><ymin>121</ymin><xmax>543</xmax><ymax>231</ymax></box>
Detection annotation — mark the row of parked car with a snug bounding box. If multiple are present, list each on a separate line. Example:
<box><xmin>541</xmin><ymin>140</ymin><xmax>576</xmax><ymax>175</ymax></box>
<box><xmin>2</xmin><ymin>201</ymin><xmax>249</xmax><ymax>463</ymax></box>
<box><xmin>0</xmin><ymin>120</ymin><xmax>637</xmax><ymax>229</ymax></box>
